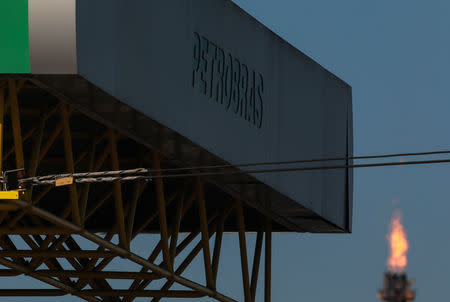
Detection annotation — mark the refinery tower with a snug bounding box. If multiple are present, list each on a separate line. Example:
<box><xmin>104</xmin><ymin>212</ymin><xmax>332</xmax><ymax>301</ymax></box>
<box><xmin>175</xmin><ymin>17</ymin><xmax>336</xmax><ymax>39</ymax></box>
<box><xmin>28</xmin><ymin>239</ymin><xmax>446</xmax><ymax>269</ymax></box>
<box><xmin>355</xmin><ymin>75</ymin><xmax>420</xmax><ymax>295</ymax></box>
<box><xmin>378</xmin><ymin>211</ymin><xmax>415</xmax><ymax>302</ymax></box>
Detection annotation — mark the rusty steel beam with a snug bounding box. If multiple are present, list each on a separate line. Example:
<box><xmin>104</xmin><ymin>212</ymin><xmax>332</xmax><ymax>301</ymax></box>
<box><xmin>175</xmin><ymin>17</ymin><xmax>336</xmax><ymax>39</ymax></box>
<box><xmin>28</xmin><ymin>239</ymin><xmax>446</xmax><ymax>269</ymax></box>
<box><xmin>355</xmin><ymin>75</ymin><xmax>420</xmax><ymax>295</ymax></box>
<box><xmin>85</xmin><ymin>191</ymin><xmax>113</xmax><ymax>220</ymax></box>
<box><xmin>7</xmin><ymin>80</ymin><xmax>42</xmax><ymax>228</ymax></box>
<box><xmin>8</xmin><ymin>199</ymin><xmax>238</xmax><ymax>302</ymax></box>
<box><xmin>150</xmin><ymin>227</ymin><xmax>219</xmax><ymax>302</ymax></box>
<box><xmin>265</xmin><ymin>216</ymin><xmax>272</xmax><ymax>302</ymax></box>
<box><xmin>250</xmin><ymin>230</ymin><xmax>263</xmax><ymax>302</ymax></box>
<box><xmin>169</xmin><ymin>183</ymin><xmax>185</xmax><ymax>263</ymax></box>
<box><xmin>196</xmin><ymin>177</ymin><xmax>215</xmax><ymax>289</ymax></box>
<box><xmin>123</xmin><ymin>190</ymin><xmax>196</xmax><ymax>301</ymax></box>
<box><xmin>21</xmin><ymin>235</ymin><xmax>80</xmax><ymax>289</ymax></box>
<box><xmin>8</xmin><ymin>80</ymin><xmax>25</xmax><ymax>170</ymax></box>
<box><xmin>61</xmin><ymin>103</ymin><xmax>81</xmax><ymax>226</ymax></box>
<box><xmin>150</xmin><ymin>206</ymin><xmax>234</xmax><ymax>302</ymax></box>
<box><xmin>152</xmin><ymin>151</ymin><xmax>172</xmax><ymax>271</ymax></box>
<box><xmin>0</xmin><ymin>250</ymin><xmax>116</xmax><ymax>258</ymax></box>
<box><xmin>74</xmin><ymin>230</ymin><xmax>120</xmax><ymax>291</ymax></box>
<box><xmin>123</xmin><ymin>193</ymin><xmax>200</xmax><ymax>302</ymax></box>
<box><xmin>132</xmin><ymin>190</ymin><xmax>178</xmax><ymax>237</ymax></box>
<box><xmin>28</xmin><ymin>235</ymin><xmax>70</xmax><ymax>270</ymax></box>
<box><xmin>27</xmin><ymin>235</ymin><xmax>64</xmax><ymax>270</ymax></box>
<box><xmin>62</xmin><ymin>237</ymin><xmax>119</xmax><ymax>302</ymax></box>
<box><xmin>0</xmin><ymin>269</ymin><xmax>20</xmax><ymax>276</ymax></box>
<box><xmin>79</xmin><ymin>136</ymin><xmax>97</xmax><ymax>225</ymax></box>
<box><xmin>2</xmin><ymin>103</ymin><xmax>59</xmax><ymax>163</ymax></box>
<box><xmin>0</xmin><ymin>257</ymin><xmax>101</xmax><ymax>302</ymax></box>
<box><xmin>60</xmin><ymin>130</ymin><xmax>112</xmax><ymax>222</ymax></box>
<box><xmin>34</xmin><ymin>270</ymin><xmax>160</xmax><ymax>280</ymax></box>
<box><xmin>212</xmin><ymin>209</ymin><xmax>226</xmax><ymax>283</ymax></box>
<box><xmin>2</xmin><ymin>127</ymin><xmax>35</xmax><ymax>161</ymax></box>
<box><xmin>27</xmin><ymin>103</ymin><xmax>46</xmax><ymax>179</ymax></box>
<box><xmin>126</xmin><ymin>149</ymin><xmax>146</xmax><ymax>244</ymax></box>
<box><xmin>0</xmin><ymin>289</ymin><xmax>67</xmax><ymax>296</ymax></box>
<box><xmin>236</xmin><ymin>200</ymin><xmax>252</xmax><ymax>302</ymax></box>
<box><xmin>109</xmin><ymin>129</ymin><xmax>128</xmax><ymax>249</ymax></box>
<box><xmin>128</xmin><ymin>211</ymin><xmax>219</xmax><ymax>302</ymax></box>
<box><xmin>121</xmin><ymin>241</ymin><xmax>164</xmax><ymax>302</ymax></box>
<box><xmin>38</xmin><ymin>123</ymin><xmax>63</xmax><ymax>162</ymax></box>
<box><xmin>0</xmin><ymin>228</ymin><xmax>75</xmax><ymax>235</ymax></box>
<box><xmin>0</xmin><ymin>236</ymin><xmax>28</xmax><ymax>267</ymax></box>
<box><xmin>81</xmin><ymin>290</ymin><xmax>205</xmax><ymax>298</ymax></box>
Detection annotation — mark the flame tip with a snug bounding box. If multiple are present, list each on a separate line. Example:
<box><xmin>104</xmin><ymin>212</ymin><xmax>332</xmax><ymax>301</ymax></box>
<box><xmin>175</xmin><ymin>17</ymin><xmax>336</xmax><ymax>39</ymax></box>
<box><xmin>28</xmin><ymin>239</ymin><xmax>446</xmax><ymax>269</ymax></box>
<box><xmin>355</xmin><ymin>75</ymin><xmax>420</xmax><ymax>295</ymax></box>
<box><xmin>387</xmin><ymin>210</ymin><xmax>408</xmax><ymax>272</ymax></box>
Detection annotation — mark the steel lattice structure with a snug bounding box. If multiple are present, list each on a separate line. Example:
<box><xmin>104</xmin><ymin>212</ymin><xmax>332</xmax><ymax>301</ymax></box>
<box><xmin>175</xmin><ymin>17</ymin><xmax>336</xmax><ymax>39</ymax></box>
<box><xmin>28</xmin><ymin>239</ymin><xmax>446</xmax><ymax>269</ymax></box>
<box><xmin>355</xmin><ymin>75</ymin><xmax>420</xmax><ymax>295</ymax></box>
<box><xmin>0</xmin><ymin>79</ymin><xmax>273</xmax><ymax>302</ymax></box>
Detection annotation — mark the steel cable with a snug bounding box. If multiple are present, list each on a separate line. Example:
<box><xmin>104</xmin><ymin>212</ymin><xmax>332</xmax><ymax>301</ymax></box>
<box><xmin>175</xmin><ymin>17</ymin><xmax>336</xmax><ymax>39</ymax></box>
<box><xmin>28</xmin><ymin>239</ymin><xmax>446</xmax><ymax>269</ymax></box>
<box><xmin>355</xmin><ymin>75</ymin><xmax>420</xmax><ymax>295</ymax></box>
<box><xmin>90</xmin><ymin>149</ymin><xmax>450</xmax><ymax>175</ymax></box>
<box><xmin>17</xmin><ymin>150</ymin><xmax>450</xmax><ymax>187</ymax></box>
<box><xmin>25</xmin><ymin>175</ymin><xmax>152</xmax><ymax>186</ymax></box>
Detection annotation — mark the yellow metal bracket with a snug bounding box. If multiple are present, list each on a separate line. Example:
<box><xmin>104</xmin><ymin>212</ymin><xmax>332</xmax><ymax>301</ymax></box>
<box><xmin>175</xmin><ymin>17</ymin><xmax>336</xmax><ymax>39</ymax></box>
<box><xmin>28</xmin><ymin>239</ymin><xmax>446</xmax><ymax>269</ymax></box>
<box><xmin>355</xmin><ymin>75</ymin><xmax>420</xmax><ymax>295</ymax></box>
<box><xmin>0</xmin><ymin>190</ymin><xmax>26</xmax><ymax>211</ymax></box>
<box><xmin>0</xmin><ymin>190</ymin><xmax>22</xmax><ymax>200</ymax></box>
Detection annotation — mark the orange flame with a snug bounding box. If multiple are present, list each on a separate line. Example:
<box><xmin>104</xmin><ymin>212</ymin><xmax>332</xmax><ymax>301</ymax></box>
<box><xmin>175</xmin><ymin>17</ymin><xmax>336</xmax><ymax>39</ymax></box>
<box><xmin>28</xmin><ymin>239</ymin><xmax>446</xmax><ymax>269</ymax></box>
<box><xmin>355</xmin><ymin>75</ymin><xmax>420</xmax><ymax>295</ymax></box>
<box><xmin>387</xmin><ymin>210</ymin><xmax>409</xmax><ymax>272</ymax></box>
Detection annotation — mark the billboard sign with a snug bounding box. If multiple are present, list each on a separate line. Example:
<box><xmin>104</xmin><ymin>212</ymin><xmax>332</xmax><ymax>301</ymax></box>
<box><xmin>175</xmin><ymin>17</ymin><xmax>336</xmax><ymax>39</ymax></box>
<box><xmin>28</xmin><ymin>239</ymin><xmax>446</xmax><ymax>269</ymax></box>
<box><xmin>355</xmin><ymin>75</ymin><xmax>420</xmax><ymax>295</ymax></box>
<box><xmin>0</xmin><ymin>0</ymin><xmax>353</xmax><ymax>232</ymax></box>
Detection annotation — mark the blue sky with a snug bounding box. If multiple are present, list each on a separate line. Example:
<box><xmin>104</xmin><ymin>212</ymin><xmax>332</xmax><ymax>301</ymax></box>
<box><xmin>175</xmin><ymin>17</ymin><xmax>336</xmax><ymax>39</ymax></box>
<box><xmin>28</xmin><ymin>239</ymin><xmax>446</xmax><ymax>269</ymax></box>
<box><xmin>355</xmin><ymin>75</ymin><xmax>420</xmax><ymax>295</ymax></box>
<box><xmin>228</xmin><ymin>1</ymin><xmax>450</xmax><ymax>301</ymax></box>
<box><xmin>3</xmin><ymin>1</ymin><xmax>450</xmax><ymax>301</ymax></box>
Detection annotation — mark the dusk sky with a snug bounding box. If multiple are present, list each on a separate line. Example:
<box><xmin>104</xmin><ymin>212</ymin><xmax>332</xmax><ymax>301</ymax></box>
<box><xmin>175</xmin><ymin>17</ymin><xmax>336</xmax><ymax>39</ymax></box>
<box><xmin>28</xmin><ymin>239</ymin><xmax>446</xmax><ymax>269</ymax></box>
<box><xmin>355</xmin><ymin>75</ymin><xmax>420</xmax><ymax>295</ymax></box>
<box><xmin>3</xmin><ymin>1</ymin><xmax>450</xmax><ymax>301</ymax></box>
<box><xmin>228</xmin><ymin>1</ymin><xmax>450</xmax><ymax>301</ymax></box>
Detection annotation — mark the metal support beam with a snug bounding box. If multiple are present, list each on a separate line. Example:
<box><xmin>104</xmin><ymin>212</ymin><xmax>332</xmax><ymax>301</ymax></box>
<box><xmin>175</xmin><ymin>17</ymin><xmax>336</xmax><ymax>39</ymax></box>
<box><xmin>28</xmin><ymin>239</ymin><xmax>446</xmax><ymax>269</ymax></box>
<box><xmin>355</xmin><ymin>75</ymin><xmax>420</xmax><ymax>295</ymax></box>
<box><xmin>0</xmin><ymin>250</ymin><xmax>116</xmax><ymax>258</ymax></box>
<box><xmin>126</xmin><ymin>181</ymin><xmax>141</xmax><ymax>245</ymax></box>
<box><xmin>126</xmin><ymin>149</ymin><xmax>146</xmax><ymax>245</ymax></box>
<box><xmin>212</xmin><ymin>208</ymin><xmax>226</xmax><ymax>282</ymax></box>
<box><xmin>152</xmin><ymin>151</ymin><xmax>172</xmax><ymax>271</ymax></box>
<box><xmin>27</xmin><ymin>235</ymin><xmax>71</xmax><ymax>270</ymax></box>
<box><xmin>6</xmin><ymin>80</ymin><xmax>44</xmax><ymax>227</ymax></box>
<box><xmin>265</xmin><ymin>216</ymin><xmax>272</xmax><ymax>302</ymax></box>
<box><xmin>19</xmin><ymin>235</ymin><xmax>77</xmax><ymax>286</ymax></box>
<box><xmin>123</xmin><ymin>190</ymin><xmax>196</xmax><ymax>302</ymax></box>
<box><xmin>86</xmin><ymin>290</ymin><xmax>206</xmax><ymax>298</ymax></box>
<box><xmin>0</xmin><ymin>269</ymin><xmax>20</xmax><ymax>276</ymax></box>
<box><xmin>151</xmin><ymin>227</ymin><xmax>218</xmax><ymax>302</ymax></box>
<box><xmin>236</xmin><ymin>200</ymin><xmax>252</xmax><ymax>302</ymax></box>
<box><xmin>61</xmin><ymin>103</ymin><xmax>81</xmax><ymax>225</ymax></box>
<box><xmin>0</xmin><ymin>257</ymin><xmax>101</xmax><ymax>302</ymax></box>
<box><xmin>196</xmin><ymin>177</ymin><xmax>215</xmax><ymax>290</ymax></box>
<box><xmin>0</xmin><ymin>289</ymin><xmax>203</xmax><ymax>298</ymax></box>
<box><xmin>121</xmin><ymin>241</ymin><xmax>164</xmax><ymax>302</ymax></box>
<box><xmin>28</xmin><ymin>103</ymin><xmax>46</xmax><ymax>178</ymax></box>
<box><xmin>79</xmin><ymin>136</ymin><xmax>97</xmax><ymax>225</ymax></box>
<box><xmin>63</xmin><ymin>237</ymin><xmax>120</xmax><ymax>302</ymax></box>
<box><xmin>74</xmin><ymin>230</ymin><xmax>118</xmax><ymax>290</ymax></box>
<box><xmin>0</xmin><ymin>228</ymin><xmax>75</xmax><ymax>235</ymax></box>
<box><xmin>109</xmin><ymin>129</ymin><xmax>127</xmax><ymax>249</ymax></box>
<box><xmin>132</xmin><ymin>190</ymin><xmax>177</xmax><ymax>237</ymax></box>
<box><xmin>170</xmin><ymin>183</ymin><xmax>185</xmax><ymax>262</ymax></box>
<box><xmin>150</xmin><ymin>206</ymin><xmax>234</xmax><ymax>302</ymax></box>
<box><xmin>8</xmin><ymin>199</ymin><xmax>238</xmax><ymax>302</ymax></box>
<box><xmin>250</xmin><ymin>230</ymin><xmax>263</xmax><ymax>302</ymax></box>
<box><xmin>0</xmin><ymin>289</ymin><xmax>67</xmax><ymax>296</ymax></box>
<box><xmin>8</xmin><ymin>104</ymin><xmax>47</xmax><ymax>226</ymax></box>
<box><xmin>8</xmin><ymin>80</ymin><xmax>25</xmax><ymax>171</ymax></box>
<box><xmin>34</xmin><ymin>270</ymin><xmax>160</xmax><ymax>280</ymax></box>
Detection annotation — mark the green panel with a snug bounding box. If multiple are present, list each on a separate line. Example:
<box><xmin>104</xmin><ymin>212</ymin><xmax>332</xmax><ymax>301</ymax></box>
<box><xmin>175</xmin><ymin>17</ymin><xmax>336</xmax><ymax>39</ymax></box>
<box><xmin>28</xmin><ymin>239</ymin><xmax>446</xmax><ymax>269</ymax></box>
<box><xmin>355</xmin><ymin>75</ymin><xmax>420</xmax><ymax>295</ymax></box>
<box><xmin>0</xmin><ymin>0</ymin><xmax>30</xmax><ymax>73</ymax></box>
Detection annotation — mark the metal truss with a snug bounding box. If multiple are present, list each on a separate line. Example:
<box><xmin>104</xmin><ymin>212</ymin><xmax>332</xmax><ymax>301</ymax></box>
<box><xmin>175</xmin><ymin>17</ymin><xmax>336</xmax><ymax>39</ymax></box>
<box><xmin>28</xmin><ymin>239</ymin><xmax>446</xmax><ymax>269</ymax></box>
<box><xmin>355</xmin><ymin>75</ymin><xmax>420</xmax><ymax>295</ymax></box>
<box><xmin>0</xmin><ymin>79</ymin><xmax>272</xmax><ymax>302</ymax></box>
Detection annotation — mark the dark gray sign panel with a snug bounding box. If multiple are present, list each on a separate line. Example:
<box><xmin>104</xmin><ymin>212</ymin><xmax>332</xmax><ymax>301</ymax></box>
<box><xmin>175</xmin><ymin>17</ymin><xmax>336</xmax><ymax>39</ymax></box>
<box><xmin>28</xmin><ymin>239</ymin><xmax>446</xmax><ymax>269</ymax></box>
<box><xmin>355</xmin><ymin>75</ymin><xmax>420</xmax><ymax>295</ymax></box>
<box><xmin>76</xmin><ymin>0</ymin><xmax>353</xmax><ymax>232</ymax></box>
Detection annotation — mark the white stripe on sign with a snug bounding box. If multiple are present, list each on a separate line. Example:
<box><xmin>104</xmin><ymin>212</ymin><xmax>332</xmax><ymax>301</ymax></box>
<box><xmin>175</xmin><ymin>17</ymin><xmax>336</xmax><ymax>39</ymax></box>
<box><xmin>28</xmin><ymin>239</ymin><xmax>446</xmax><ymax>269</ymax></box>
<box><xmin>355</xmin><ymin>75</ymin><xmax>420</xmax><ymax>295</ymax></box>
<box><xmin>29</xmin><ymin>0</ymin><xmax>77</xmax><ymax>74</ymax></box>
